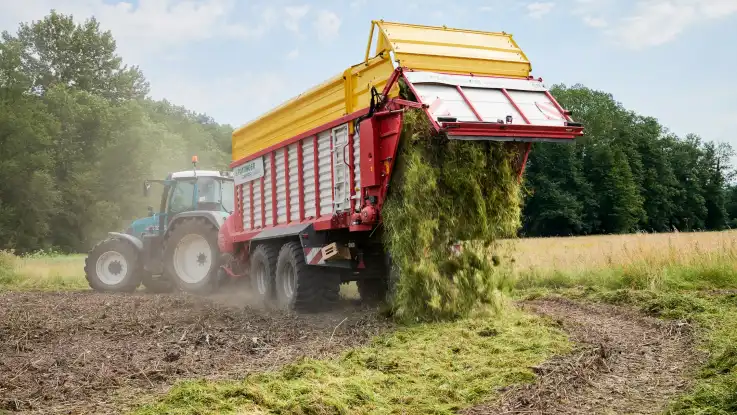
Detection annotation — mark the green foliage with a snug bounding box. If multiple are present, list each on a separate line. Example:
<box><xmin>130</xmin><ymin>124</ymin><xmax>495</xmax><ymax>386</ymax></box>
<box><xmin>133</xmin><ymin>307</ymin><xmax>570</xmax><ymax>415</ymax></box>
<box><xmin>382</xmin><ymin>109</ymin><xmax>521</xmax><ymax>321</ymax></box>
<box><xmin>0</xmin><ymin>251</ymin><xmax>20</xmax><ymax>286</ymax></box>
<box><xmin>0</xmin><ymin>11</ymin><xmax>231</xmax><ymax>253</ymax></box>
<box><xmin>523</xmin><ymin>84</ymin><xmax>735</xmax><ymax>236</ymax></box>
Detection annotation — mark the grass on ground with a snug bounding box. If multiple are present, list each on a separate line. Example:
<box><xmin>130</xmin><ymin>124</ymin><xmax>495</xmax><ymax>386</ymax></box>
<box><xmin>0</xmin><ymin>250</ymin><xmax>88</xmax><ymax>291</ymax></box>
<box><xmin>513</xmin><ymin>230</ymin><xmax>737</xmax><ymax>415</ymax></box>
<box><xmin>133</xmin><ymin>304</ymin><xmax>569</xmax><ymax>415</ymax></box>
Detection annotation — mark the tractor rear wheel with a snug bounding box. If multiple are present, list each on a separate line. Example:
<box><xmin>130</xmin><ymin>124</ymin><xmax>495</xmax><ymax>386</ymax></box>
<box><xmin>85</xmin><ymin>238</ymin><xmax>142</xmax><ymax>292</ymax></box>
<box><xmin>164</xmin><ymin>218</ymin><xmax>220</xmax><ymax>295</ymax></box>
<box><xmin>274</xmin><ymin>242</ymin><xmax>339</xmax><ymax>312</ymax></box>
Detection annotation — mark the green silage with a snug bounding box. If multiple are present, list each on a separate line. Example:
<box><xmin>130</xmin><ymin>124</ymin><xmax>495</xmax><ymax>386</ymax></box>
<box><xmin>381</xmin><ymin>109</ymin><xmax>523</xmax><ymax>321</ymax></box>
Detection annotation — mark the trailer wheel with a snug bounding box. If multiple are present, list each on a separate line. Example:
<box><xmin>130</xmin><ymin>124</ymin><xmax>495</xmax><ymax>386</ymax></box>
<box><xmin>275</xmin><ymin>242</ymin><xmax>339</xmax><ymax>312</ymax></box>
<box><xmin>84</xmin><ymin>238</ymin><xmax>142</xmax><ymax>293</ymax></box>
<box><xmin>164</xmin><ymin>218</ymin><xmax>220</xmax><ymax>295</ymax></box>
<box><xmin>249</xmin><ymin>244</ymin><xmax>278</xmax><ymax>307</ymax></box>
<box><xmin>357</xmin><ymin>279</ymin><xmax>388</xmax><ymax>304</ymax></box>
<box><xmin>385</xmin><ymin>252</ymin><xmax>400</xmax><ymax>305</ymax></box>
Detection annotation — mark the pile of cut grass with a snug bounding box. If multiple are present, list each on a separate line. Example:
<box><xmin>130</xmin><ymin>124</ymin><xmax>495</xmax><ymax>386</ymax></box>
<box><xmin>132</xmin><ymin>306</ymin><xmax>570</xmax><ymax>415</ymax></box>
<box><xmin>381</xmin><ymin>109</ymin><xmax>523</xmax><ymax>321</ymax></box>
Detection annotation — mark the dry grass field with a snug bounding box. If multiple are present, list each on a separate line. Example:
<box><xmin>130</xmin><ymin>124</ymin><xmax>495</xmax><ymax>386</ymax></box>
<box><xmin>509</xmin><ymin>230</ymin><xmax>737</xmax><ymax>272</ymax></box>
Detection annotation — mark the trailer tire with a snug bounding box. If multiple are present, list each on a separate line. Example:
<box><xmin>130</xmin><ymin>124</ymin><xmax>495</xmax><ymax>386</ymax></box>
<box><xmin>84</xmin><ymin>238</ymin><xmax>142</xmax><ymax>293</ymax></box>
<box><xmin>385</xmin><ymin>252</ymin><xmax>400</xmax><ymax>305</ymax></box>
<box><xmin>249</xmin><ymin>244</ymin><xmax>279</xmax><ymax>307</ymax></box>
<box><xmin>275</xmin><ymin>242</ymin><xmax>339</xmax><ymax>313</ymax></box>
<box><xmin>164</xmin><ymin>218</ymin><xmax>220</xmax><ymax>295</ymax></box>
<box><xmin>357</xmin><ymin>279</ymin><xmax>388</xmax><ymax>304</ymax></box>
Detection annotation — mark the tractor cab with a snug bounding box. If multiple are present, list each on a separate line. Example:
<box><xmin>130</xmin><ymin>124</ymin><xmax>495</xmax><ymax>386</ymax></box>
<box><xmin>137</xmin><ymin>165</ymin><xmax>234</xmax><ymax>276</ymax></box>
<box><xmin>143</xmin><ymin>169</ymin><xmax>234</xmax><ymax>236</ymax></box>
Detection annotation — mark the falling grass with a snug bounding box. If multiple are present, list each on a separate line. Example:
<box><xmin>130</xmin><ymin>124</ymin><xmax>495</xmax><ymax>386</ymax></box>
<box><xmin>381</xmin><ymin>109</ymin><xmax>523</xmax><ymax>322</ymax></box>
<box><xmin>132</xmin><ymin>305</ymin><xmax>570</xmax><ymax>415</ymax></box>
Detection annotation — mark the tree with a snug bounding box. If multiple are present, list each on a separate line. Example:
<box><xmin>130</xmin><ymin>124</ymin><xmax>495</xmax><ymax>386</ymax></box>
<box><xmin>0</xmin><ymin>10</ymin><xmax>230</xmax><ymax>253</ymax></box>
<box><xmin>5</xmin><ymin>10</ymin><xmax>148</xmax><ymax>100</ymax></box>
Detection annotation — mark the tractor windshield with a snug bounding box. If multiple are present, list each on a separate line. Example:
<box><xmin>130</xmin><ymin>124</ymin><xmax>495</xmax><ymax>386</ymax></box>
<box><xmin>197</xmin><ymin>177</ymin><xmax>234</xmax><ymax>213</ymax></box>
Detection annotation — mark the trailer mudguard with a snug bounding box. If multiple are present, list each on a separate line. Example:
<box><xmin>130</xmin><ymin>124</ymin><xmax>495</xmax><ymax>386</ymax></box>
<box><xmin>108</xmin><ymin>232</ymin><xmax>144</xmax><ymax>252</ymax></box>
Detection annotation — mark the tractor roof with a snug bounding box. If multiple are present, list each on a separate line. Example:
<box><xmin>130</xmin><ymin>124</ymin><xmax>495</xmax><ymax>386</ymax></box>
<box><xmin>170</xmin><ymin>170</ymin><xmax>232</xmax><ymax>180</ymax></box>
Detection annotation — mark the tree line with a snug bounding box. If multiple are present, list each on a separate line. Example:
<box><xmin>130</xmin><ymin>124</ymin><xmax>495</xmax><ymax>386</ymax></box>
<box><xmin>1</xmin><ymin>11</ymin><xmax>735</xmax><ymax>254</ymax></box>
<box><xmin>0</xmin><ymin>11</ymin><xmax>231</xmax><ymax>253</ymax></box>
<box><xmin>522</xmin><ymin>86</ymin><xmax>736</xmax><ymax>236</ymax></box>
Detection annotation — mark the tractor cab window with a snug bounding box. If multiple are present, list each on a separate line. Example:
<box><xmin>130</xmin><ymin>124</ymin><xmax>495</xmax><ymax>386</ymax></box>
<box><xmin>196</xmin><ymin>177</ymin><xmax>235</xmax><ymax>213</ymax></box>
<box><xmin>221</xmin><ymin>180</ymin><xmax>234</xmax><ymax>213</ymax></box>
<box><xmin>169</xmin><ymin>180</ymin><xmax>195</xmax><ymax>214</ymax></box>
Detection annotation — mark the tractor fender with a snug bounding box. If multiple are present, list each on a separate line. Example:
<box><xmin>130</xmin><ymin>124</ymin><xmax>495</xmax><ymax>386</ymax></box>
<box><xmin>165</xmin><ymin>211</ymin><xmax>227</xmax><ymax>237</ymax></box>
<box><xmin>108</xmin><ymin>232</ymin><xmax>144</xmax><ymax>253</ymax></box>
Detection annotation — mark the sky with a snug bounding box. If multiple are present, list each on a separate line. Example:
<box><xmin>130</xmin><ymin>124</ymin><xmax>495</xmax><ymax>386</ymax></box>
<box><xmin>1</xmin><ymin>0</ymin><xmax>736</xmax><ymax>150</ymax></box>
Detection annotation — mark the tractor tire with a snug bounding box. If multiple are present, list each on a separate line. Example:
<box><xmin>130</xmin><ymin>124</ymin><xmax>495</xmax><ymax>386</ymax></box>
<box><xmin>141</xmin><ymin>273</ymin><xmax>176</xmax><ymax>293</ymax></box>
<box><xmin>84</xmin><ymin>238</ymin><xmax>142</xmax><ymax>293</ymax></box>
<box><xmin>163</xmin><ymin>218</ymin><xmax>220</xmax><ymax>295</ymax></box>
<box><xmin>274</xmin><ymin>242</ymin><xmax>340</xmax><ymax>313</ymax></box>
<box><xmin>249</xmin><ymin>244</ymin><xmax>279</xmax><ymax>307</ymax></box>
<box><xmin>357</xmin><ymin>278</ymin><xmax>388</xmax><ymax>304</ymax></box>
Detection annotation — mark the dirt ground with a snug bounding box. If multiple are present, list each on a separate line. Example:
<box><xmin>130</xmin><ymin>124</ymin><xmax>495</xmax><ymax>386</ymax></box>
<box><xmin>1</xmin><ymin>292</ymin><xmax>703</xmax><ymax>415</ymax></box>
<box><xmin>462</xmin><ymin>297</ymin><xmax>701</xmax><ymax>415</ymax></box>
<box><xmin>0</xmin><ymin>291</ymin><xmax>391</xmax><ymax>414</ymax></box>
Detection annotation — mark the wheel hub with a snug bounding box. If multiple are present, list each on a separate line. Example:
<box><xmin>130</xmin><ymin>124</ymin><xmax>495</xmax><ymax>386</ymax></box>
<box><xmin>95</xmin><ymin>251</ymin><xmax>128</xmax><ymax>285</ymax></box>
<box><xmin>173</xmin><ymin>234</ymin><xmax>212</xmax><ymax>284</ymax></box>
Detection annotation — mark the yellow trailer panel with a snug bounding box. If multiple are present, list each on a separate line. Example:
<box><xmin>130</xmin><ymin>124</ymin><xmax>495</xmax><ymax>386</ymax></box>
<box><xmin>232</xmin><ymin>54</ymin><xmax>396</xmax><ymax>162</ymax></box>
<box><xmin>372</xmin><ymin>21</ymin><xmax>531</xmax><ymax>78</ymax></box>
<box><xmin>232</xmin><ymin>21</ymin><xmax>533</xmax><ymax>164</ymax></box>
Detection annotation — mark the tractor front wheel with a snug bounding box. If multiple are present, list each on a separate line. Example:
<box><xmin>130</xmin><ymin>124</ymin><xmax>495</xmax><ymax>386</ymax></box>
<box><xmin>84</xmin><ymin>238</ymin><xmax>142</xmax><ymax>292</ymax></box>
<box><xmin>164</xmin><ymin>218</ymin><xmax>220</xmax><ymax>295</ymax></box>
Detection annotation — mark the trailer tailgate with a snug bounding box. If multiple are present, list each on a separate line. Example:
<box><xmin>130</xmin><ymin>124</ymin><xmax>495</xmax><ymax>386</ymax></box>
<box><xmin>404</xmin><ymin>71</ymin><xmax>583</xmax><ymax>142</ymax></box>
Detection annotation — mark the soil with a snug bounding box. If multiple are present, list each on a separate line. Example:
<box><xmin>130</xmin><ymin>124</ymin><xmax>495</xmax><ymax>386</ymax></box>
<box><xmin>462</xmin><ymin>297</ymin><xmax>702</xmax><ymax>415</ymax></box>
<box><xmin>0</xmin><ymin>290</ymin><xmax>390</xmax><ymax>415</ymax></box>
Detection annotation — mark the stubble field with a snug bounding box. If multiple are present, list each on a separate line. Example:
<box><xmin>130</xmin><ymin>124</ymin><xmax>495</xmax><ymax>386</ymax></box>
<box><xmin>1</xmin><ymin>230</ymin><xmax>736</xmax><ymax>414</ymax></box>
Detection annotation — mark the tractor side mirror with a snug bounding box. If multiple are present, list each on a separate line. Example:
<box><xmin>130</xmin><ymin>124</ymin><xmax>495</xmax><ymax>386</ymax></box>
<box><xmin>147</xmin><ymin>206</ymin><xmax>154</xmax><ymax>217</ymax></box>
<box><xmin>143</xmin><ymin>181</ymin><xmax>151</xmax><ymax>197</ymax></box>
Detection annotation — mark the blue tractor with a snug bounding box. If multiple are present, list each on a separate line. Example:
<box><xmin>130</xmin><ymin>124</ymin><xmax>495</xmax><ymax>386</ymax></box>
<box><xmin>84</xmin><ymin>161</ymin><xmax>235</xmax><ymax>294</ymax></box>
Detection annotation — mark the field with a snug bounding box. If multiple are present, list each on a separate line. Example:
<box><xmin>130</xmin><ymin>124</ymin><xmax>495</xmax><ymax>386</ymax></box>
<box><xmin>1</xmin><ymin>231</ymin><xmax>736</xmax><ymax>414</ymax></box>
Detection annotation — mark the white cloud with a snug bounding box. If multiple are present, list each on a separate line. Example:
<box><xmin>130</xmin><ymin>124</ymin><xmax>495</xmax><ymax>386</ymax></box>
<box><xmin>286</xmin><ymin>48</ymin><xmax>299</xmax><ymax>60</ymax></box>
<box><xmin>284</xmin><ymin>5</ymin><xmax>309</xmax><ymax>34</ymax></box>
<box><xmin>527</xmin><ymin>2</ymin><xmax>555</xmax><ymax>19</ymax></box>
<box><xmin>0</xmin><ymin>0</ymin><xmax>279</xmax><ymax>66</ymax></box>
<box><xmin>350</xmin><ymin>0</ymin><xmax>367</xmax><ymax>9</ymax></box>
<box><xmin>314</xmin><ymin>10</ymin><xmax>341</xmax><ymax>42</ymax></box>
<box><xmin>582</xmin><ymin>15</ymin><xmax>608</xmax><ymax>27</ymax></box>
<box><xmin>576</xmin><ymin>0</ymin><xmax>737</xmax><ymax>49</ymax></box>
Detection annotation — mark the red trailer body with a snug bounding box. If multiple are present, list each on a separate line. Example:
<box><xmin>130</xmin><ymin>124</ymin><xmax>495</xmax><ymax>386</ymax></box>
<box><xmin>217</xmin><ymin>66</ymin><xmax>582</xmax><ymax>310</ymax></box>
